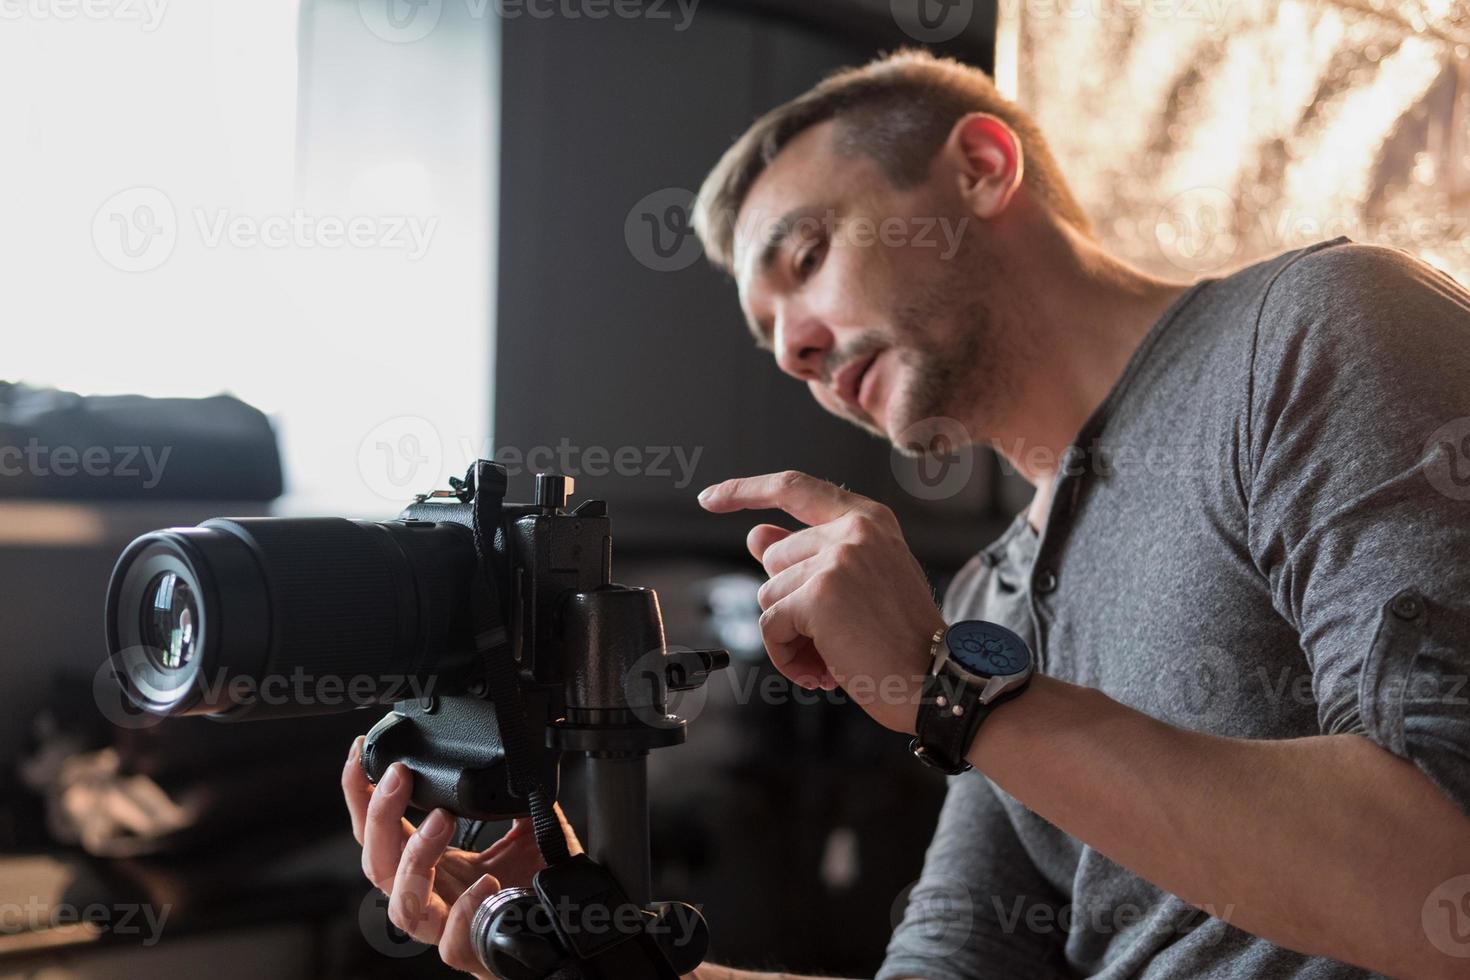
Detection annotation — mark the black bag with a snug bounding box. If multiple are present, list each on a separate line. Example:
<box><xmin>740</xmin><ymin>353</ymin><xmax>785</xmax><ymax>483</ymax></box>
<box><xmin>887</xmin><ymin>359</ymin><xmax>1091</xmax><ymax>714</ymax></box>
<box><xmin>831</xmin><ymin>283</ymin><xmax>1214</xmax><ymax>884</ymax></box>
<box><xmin>0</xmin><ymin>382</ymin><xmax>282</xmax><ymax>500</ymax></box>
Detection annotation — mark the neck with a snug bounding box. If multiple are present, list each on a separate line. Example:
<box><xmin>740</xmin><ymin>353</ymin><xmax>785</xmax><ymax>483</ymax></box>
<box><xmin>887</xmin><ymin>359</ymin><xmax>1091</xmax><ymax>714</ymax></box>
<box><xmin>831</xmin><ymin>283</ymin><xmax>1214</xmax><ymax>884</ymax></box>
<box><xmin>984</xmin><ymin>211</ymin><xmax>1192</xmax><ymax>494</ymax></box>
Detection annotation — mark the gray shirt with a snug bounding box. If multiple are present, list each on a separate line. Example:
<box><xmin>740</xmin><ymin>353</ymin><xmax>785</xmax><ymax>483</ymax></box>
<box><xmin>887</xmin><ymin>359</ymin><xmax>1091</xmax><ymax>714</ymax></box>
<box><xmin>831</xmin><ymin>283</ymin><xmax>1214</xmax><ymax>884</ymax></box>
<box><xmin>877</xmin><ymin>239</ymin><xmax>1470</xmax><ymax>980</ymax></box>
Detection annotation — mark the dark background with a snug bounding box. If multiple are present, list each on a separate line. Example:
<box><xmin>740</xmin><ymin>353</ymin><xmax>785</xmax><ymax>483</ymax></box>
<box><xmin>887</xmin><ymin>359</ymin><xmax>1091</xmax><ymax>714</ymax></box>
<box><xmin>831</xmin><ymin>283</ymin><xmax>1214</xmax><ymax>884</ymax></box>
<box><xmin>0</xmin><ymin>3</ymin><xmax>1019</xmax><ymax>978</ymax></box>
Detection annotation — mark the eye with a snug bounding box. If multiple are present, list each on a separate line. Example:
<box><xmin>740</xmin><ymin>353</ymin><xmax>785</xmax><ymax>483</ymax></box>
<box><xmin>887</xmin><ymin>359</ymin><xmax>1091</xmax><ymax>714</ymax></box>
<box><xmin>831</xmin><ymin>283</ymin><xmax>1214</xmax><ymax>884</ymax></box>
<box><xmin>794</xmin><ymin>236</ymin><xmax>826</xmax><ymax>281</ymax></box>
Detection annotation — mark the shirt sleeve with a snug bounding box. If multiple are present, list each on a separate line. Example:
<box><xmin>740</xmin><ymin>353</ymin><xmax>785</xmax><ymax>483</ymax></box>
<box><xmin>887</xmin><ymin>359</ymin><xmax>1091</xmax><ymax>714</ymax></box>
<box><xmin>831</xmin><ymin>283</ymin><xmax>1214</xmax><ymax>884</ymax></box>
<box><xmin>875</xmin><ymin>771</ymin><xmax>1070</xmax><ymax>980</ymax></box>
<box><xmin>1246</xmin><ymin>242</ymin><xmax>1470</xmax><ymax>818</ymax></box>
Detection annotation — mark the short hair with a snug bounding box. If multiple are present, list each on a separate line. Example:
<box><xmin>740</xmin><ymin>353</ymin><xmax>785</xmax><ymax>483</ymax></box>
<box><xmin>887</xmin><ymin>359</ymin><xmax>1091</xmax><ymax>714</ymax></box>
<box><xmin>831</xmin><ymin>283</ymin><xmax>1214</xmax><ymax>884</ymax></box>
<box><xmin>693</xmin><ymin>49</ymin><xmax>1092</xmax><ymax>273</ymax></box>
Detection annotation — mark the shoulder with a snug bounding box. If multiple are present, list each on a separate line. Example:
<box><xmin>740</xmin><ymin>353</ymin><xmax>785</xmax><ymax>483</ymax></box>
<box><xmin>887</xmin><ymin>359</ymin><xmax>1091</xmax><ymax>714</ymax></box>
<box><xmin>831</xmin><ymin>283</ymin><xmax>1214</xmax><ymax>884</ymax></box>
<box><xmin>1244</xmin><ymin>240</ymin><xmax>1470</xmax><ymax>392</ymax></box>
<box><xmin>1257</xmin><ymin>240</ymin><xmax>1470</xmax><ymax>346</ymax></box>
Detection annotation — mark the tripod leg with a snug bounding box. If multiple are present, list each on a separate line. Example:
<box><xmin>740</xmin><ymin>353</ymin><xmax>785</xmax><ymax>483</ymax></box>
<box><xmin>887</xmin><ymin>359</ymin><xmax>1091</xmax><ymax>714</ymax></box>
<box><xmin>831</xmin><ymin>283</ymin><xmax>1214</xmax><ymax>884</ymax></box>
<box><xmin>584</xmin><ymin>752</ymin><xmax>651</xmax><ymax>908</ymax></box>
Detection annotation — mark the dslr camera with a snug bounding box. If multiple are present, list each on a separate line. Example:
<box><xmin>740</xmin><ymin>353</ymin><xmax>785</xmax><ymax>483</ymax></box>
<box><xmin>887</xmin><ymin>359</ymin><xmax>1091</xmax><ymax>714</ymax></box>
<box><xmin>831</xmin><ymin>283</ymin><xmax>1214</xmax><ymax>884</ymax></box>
<box><xmin>105</xmin><ymin>459</ymin><xmax>727</xmax><ymax>979</ymax></box>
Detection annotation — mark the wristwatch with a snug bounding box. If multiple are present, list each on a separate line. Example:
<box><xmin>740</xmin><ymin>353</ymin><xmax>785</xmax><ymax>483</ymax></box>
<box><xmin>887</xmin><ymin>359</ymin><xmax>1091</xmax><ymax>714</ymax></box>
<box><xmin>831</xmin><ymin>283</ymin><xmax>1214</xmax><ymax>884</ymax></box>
<box><xmin>910</xmin><ymin>620</ymin><xmax>1034</xmax><ymax>775</ymax></box>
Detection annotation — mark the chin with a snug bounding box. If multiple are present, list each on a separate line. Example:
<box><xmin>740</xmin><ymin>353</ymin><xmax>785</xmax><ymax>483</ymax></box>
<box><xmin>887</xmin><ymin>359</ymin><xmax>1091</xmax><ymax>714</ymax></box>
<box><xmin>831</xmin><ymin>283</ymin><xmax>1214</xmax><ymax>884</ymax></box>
<box><xmin>884</xmin><ymin>395</ymin><xmax>971</xmax><ymax>458</ymax></box>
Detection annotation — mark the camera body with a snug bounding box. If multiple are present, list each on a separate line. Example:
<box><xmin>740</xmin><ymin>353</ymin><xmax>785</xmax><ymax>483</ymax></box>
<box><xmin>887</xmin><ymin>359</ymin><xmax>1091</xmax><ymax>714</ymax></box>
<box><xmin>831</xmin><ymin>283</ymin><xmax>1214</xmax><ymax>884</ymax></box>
<box><xmin>361</xmin><ymin>467</ymin><xmax>707</xmax><ymax>823</ymax></box>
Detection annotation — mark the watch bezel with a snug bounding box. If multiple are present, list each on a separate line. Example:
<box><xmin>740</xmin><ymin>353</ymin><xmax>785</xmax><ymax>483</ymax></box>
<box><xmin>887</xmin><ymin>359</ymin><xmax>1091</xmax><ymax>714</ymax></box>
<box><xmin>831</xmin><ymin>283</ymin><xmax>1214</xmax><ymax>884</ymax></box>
<box><xmin>929</xmin><ymin>621</ymin><xmax>1033</xmax><ymax>704</ymax></box>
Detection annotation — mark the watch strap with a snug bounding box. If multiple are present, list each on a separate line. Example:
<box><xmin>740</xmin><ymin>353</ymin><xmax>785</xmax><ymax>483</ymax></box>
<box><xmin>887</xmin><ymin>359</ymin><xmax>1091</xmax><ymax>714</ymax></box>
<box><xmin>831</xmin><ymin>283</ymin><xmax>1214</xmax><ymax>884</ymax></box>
<box><xmin>910</xmin><ymin>670</ymin><xmax>1028</xmax><ymax>775</ymax></box>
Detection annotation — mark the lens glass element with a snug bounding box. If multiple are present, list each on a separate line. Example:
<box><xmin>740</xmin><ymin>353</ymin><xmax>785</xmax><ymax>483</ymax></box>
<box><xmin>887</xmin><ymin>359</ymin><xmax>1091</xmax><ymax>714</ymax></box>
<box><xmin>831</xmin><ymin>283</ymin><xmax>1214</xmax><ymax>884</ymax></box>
<box><xmin>141</xmin><ymin>571</ymin><xmax>198</xmax><ymax>669</ymax></box>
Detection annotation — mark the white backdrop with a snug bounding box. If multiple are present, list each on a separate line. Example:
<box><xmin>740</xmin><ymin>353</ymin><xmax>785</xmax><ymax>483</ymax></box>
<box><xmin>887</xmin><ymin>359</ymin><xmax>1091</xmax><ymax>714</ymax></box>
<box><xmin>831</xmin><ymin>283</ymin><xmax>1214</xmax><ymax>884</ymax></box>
<box><xmin>0</xmin><ymin>0</ymin><xmax>496</xmax><ymax>516</ymax></box>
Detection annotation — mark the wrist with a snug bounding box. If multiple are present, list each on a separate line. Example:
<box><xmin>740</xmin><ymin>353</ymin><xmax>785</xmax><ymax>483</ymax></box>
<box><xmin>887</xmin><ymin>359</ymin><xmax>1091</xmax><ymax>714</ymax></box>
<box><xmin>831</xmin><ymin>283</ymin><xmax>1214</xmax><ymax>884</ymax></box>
<box><xmin>963</xmin><ymin>671</ymin><xmax>1062</xmax><ymax>774</ymax></box>
<box><xmin>909</xmin><ymin>619</ymin><xmax>1034</xmax><ymax>774</ymax></box>
<box><xmin>896</xmin><ymin>617</ymin><xmax>946</xmax><ymax>736</ymax></box>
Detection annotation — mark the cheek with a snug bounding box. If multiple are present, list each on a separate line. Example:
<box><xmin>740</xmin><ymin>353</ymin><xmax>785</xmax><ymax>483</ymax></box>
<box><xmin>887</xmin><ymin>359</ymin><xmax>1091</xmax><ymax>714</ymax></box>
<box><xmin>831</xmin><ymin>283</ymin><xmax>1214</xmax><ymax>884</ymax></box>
<box><xmin>819</xmin><ymin>242</ymin><xmax>889</xmax><ymax>323</ymax></box>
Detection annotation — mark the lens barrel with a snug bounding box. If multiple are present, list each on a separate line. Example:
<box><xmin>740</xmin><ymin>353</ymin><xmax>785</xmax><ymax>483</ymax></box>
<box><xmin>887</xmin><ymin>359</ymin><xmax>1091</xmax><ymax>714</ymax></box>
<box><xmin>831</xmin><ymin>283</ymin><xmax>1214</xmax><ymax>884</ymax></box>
<box><xmin>105</xmin><ymin>517</ymin><xmax>481</xmax><ymax>721</ymax></box>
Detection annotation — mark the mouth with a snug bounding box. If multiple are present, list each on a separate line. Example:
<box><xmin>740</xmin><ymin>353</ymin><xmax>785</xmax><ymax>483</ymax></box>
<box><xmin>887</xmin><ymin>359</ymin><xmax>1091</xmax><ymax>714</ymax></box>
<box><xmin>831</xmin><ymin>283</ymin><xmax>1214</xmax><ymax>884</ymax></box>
<box><xmin>856</xmin><ymin>349</ymin><xmax>885</xmax><ymax>419</ymax></box>
<box><xmin>832</xmin><ymin>349</ymin><xmax>882</xmax><ymax>417</ymax></box>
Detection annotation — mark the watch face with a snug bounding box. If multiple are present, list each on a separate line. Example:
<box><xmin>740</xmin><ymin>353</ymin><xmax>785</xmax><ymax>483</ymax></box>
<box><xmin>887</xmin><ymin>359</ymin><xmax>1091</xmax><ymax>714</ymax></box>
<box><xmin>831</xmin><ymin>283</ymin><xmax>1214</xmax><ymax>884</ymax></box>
<box><xmin>944</xmin><ymin>621</ymin><xmax>1031</xmax><ymax>678</ymax></box>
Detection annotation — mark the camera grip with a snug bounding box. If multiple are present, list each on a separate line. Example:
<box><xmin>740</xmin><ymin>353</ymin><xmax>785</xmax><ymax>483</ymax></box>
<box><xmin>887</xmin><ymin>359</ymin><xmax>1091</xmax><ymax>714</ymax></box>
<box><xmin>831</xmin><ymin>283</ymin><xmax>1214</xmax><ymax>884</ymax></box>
<box><xmin>360</xmin><ymin>694</ymin><xmax>561</xmax><ymax>821</ymax></box>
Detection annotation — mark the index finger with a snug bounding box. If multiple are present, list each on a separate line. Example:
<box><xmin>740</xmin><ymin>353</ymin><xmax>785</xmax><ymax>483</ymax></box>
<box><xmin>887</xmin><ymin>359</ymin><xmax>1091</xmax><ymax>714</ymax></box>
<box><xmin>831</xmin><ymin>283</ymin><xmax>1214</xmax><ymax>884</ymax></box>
<box><xmin>698</xmin><ymin>471</ymin><xmax>863</xmax><ymax>526</ymax></box>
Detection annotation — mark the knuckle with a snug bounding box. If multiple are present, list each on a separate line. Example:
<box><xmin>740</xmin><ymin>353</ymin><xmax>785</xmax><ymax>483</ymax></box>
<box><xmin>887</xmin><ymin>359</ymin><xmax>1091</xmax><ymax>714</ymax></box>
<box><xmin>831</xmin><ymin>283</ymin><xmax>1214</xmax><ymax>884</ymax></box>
<box><xmin>850</xmin><ymin>510</ymin><xmax>886</xmax><ymax>538</ymax></box>
<box><xmin>361</xmin><ymin>855</ymin><xmax>386</xmax><ymax>888</ymax></box>
<box><xmin>366</xmin><ymin>789</ymin><xmax>393</xmax><ymax>819</ymax></box>
<box><xmin>403</xmin><ymin>827</ymin><xmax>434</xmax><ymax>861</ymax></box>
<box><xmin>844</xmin><ymin>514</ymin><xmax>875</xmax><ymax>543</ymax></box>
<box><xmin>830</xmin><ymin>540</ymin><xmax>862</xmax><ymax>568</ymax></box>
<box><xmin>389</xmin><ymin>888</ymin><xmax>429</xmax><ymax>934</ymax></box>
<box><xmin>776</xmin><ymin>470</ymin><xmax>804</xmax><ymax>491</ymax></box>
<box><xmin>859</xmin><ymin>501</ymin><xmax>895</xmax><ymax>528</ymax></box>
<box><xmin>808</xmin><ymin>569</ymin><xmax>837</xmax><ymax>602</ymax></box>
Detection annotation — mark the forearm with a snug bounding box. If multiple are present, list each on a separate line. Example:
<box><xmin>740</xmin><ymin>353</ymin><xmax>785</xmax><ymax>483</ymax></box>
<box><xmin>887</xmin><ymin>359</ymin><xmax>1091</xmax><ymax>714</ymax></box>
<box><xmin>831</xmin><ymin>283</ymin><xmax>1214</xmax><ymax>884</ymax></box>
<box><xmin>688</xmin><ymin>968</ymin><xmax>858</xmax><ymax>980</ymax></box>
<box><xmin>970</xmin><ymin>674</ymin><xmax>1470</xmax><ymax>979</ymax></box>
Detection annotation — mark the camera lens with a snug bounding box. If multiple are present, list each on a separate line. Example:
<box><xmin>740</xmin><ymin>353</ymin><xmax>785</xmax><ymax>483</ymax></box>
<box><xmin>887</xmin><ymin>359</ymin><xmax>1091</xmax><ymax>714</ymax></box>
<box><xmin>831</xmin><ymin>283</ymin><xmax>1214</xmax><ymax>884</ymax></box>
<box><xmin>140</xmin><ymin>571</ymin><xmax>197</xmax><ymax>670</ymax></box>
<box><xmin>105</xmin><ymin>517</ymin><xmax>485</xmax><ymax>721</ymax></box>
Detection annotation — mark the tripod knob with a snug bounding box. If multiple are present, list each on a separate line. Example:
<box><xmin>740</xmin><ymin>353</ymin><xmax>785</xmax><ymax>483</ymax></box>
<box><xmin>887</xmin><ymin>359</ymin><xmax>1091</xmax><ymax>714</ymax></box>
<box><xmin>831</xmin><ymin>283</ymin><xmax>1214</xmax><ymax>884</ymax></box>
<box><xmin>471</xmin><ymin>888</ymin><xmax>567</xmax><ymax>980</ymax></box>
<box><xmin>535</xmin><ymin>473</ymin><xmax>574</xmax><ymax>513</ymax></box>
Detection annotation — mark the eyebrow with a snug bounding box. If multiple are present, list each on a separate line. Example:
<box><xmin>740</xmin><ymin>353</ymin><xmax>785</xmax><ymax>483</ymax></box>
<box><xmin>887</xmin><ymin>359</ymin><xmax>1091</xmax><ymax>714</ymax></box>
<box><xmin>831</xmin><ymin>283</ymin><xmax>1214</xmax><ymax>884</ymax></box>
<box><xmin>742</xmin><ymin>204</ymin><xmax>829</xmax><ymax>349</ymax></box>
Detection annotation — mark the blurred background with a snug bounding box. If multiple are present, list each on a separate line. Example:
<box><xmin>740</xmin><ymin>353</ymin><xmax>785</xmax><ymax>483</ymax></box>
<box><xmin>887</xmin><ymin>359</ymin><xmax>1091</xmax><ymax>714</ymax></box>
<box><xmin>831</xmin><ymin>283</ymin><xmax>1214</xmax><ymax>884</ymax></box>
<box><xmin>0</xmin><ymin>0</ymin><xmax>1466</xmax><ymax>976</ymax></box>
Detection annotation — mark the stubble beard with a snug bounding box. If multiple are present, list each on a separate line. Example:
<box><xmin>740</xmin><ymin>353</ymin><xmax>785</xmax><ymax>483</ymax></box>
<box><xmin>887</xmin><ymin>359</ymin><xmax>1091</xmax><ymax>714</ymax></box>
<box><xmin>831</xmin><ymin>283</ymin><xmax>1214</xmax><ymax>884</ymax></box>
<box><xmin>887</xmin><ymin>285</ymin><xmax>1013</xmax><ymax>459</ymax></box>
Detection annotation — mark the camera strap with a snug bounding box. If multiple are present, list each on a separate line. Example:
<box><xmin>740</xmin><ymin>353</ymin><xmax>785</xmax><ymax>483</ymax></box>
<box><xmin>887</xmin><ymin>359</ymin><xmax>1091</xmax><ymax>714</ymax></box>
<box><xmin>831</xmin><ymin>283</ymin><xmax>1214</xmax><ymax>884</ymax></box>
<box><xmin>466</xmin><ymin>461</ymin><xmax>572</xmax><ymax>869</ymax></box>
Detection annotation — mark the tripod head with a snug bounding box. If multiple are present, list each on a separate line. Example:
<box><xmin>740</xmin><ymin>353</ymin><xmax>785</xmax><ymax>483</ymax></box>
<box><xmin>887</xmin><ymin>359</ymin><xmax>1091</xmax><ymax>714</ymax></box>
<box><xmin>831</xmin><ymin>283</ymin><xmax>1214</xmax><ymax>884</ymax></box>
<box><xmin>361</xmin><ymin>461</ymin><xmax>728</xmax><ymax>977</ymax></box>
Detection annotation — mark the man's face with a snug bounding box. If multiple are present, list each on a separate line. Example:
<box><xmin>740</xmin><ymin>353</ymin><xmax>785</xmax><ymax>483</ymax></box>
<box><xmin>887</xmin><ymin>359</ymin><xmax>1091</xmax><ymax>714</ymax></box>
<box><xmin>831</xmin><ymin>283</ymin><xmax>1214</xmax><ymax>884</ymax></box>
<box><xmin>733</xmin><ymin>120</ymin><xmax>1013</xmax><ymax>453</ymax></box>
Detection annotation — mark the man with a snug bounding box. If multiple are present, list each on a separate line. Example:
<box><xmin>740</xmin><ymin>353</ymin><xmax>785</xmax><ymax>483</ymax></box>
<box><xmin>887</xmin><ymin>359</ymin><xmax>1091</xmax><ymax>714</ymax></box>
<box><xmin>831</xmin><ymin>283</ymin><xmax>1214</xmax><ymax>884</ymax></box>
<box><xmin>344</xmin><ymin>51</ymin><xmax>1470</xmax><ymax>978</ymax></box>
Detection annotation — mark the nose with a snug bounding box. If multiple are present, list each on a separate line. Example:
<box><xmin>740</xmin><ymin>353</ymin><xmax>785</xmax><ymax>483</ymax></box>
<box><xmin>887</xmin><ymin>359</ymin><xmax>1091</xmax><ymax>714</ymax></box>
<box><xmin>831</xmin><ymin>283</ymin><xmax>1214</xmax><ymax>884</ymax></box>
<box><xmin>773</xmin><ymin>303</ymin><xmax>833</xmax><ymax>382</ymax></box>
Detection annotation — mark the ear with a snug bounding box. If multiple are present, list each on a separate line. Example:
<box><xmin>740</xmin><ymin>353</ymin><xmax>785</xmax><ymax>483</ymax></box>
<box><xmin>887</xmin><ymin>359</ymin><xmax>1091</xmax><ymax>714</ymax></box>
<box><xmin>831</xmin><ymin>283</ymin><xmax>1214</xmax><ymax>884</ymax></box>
<box><xmin>944</xmin><ymin>113</ymin><xmax>1023</xmax><ymax>220</ymax></box>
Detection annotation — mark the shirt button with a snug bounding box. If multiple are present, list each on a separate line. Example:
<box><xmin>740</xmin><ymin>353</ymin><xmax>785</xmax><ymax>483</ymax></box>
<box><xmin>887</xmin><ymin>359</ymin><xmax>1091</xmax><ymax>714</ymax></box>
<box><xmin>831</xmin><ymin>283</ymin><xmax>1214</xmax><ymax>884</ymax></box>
<box><xmin>1035</xmin><ymin>569</ymin><xmax>1058</xmax><ymax>594</ymax></box>
<box><xmin>1391</xmin><ymin>591</ymin><xmax>1423</xmax><ymax>621</ymax></box>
